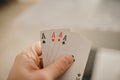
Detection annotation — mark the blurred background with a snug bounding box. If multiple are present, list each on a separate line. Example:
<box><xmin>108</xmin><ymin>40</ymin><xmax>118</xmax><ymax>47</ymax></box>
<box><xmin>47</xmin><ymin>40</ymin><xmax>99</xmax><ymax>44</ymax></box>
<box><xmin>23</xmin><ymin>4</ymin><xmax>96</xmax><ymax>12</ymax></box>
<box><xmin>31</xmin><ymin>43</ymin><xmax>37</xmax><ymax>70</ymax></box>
<box><xmin>0</xmin><ymin>0</ymin><xmax>120</xmax><ymax>80</ymax></box>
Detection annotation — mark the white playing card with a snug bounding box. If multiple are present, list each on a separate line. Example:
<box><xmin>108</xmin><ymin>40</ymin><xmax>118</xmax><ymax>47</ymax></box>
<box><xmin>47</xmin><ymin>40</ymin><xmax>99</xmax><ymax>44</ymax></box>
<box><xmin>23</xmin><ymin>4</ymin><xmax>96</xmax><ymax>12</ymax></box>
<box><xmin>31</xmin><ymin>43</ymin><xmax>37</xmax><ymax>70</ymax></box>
<box><xmin>47</xmin><ymin>29</ymin><xmax>70</xmax><ymax>65</ymax></box>
<box><xmin>40</xmin><ymin>29</ymin><xmax>54</xmax><ymax>67</ymax></box>
<box><xmin>56</xmin><ymin>32</ymin><xmax>91</xmax><ymax>80</ymax></box>
<box><xmin>40</xmin><ymin>29</ymin><xmax>70</xmax><ymax>67</ymax></box>
<box><xmin>40</xmin><ymin>29</ymin><xmax>91</xmax><ymax>80</ymax></box>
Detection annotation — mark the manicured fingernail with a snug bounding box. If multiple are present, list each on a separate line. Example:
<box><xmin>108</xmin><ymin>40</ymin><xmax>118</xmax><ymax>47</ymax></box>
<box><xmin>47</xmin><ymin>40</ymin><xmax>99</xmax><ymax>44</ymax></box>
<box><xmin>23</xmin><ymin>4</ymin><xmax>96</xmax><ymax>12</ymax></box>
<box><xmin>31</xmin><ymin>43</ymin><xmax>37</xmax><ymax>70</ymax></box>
<box><xmin>72</xmin><ymin>55</ymin><xmax>74</xmax><ymax>58</ymax></box>
<box><xmin>71</xmin><ymin>55</ymin><xmax>75</xmax><ymax>62</ymax></box>
<box><xmin>73</xmin><ymin>59</ymin><xmax>75</xmax><ymax>62</ymax></box>
<box><xmin>64</xmin><ymin>55</ymin><xmax>74</xmax><ymax>65</ymax></box>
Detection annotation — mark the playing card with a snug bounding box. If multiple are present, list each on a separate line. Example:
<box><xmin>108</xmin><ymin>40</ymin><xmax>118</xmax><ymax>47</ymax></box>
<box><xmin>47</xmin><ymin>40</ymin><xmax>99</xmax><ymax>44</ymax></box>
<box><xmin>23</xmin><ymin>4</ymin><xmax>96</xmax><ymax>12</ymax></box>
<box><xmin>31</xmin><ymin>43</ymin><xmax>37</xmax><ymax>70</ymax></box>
<box><xmin>40</xmin><ymin>30</ymin><xmax>51</xmax><ymax>67</ymax></box>
<box><xmin>56</xmin><ymin>32</ymin><xmax>91</xmax><ymax>80</ymax></box>
<box><xmin>47</xmin><ymin>29</ymin><xmax>70</xmax><ymax>65</ymax></box>
<box><xmin>40</xmin><ymin>28</ymin><xmax>91</xmax><ymax>80</ymax></box>
<box><xmin>40</xmin><ymin>29</ymin><xmax>70</xmax><ymax>67</ymax></box>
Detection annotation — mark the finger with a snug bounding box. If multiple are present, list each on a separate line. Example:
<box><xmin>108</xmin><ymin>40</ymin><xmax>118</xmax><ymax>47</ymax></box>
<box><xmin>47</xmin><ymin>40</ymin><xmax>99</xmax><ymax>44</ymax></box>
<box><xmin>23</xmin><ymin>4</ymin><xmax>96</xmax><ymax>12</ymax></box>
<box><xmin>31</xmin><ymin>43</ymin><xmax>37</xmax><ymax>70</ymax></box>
<box><xmin>27</xmin><ymin>41</ymin><xmax>42</xmax><ymax>60</ymax></box>
<box><xmin>43</xmin><ymin>54</ymin><xmax>74</xmax><ymax>79</ymax></box>
<box><xmin>29</xmin><ymin>41</ymin><xmax>42</xmax><ymax>66</ymax></box>
<box><xmin>31</xmin><ymin>41</ymin><xmax>42</xmax><ymax>56</ymax></box>
<box><xmin>24</xmin><ymin>41</ymin><xmax>42</xmax><ymax>58</ymax></box>
<box><xmin>20</xmin><ymin>41</ymin><xmax>42</xmax><ymax>67</ymax></box>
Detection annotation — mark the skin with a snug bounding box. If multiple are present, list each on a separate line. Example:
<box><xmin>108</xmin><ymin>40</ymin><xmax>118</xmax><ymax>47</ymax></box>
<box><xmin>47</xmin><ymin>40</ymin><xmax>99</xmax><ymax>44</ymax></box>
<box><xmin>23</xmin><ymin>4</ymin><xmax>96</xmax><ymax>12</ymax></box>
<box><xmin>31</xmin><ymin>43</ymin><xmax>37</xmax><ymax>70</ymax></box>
<box><xmin>7</xmin><ymin>42</ymin><xmax>74</xmax><ymax>80</ymax></box>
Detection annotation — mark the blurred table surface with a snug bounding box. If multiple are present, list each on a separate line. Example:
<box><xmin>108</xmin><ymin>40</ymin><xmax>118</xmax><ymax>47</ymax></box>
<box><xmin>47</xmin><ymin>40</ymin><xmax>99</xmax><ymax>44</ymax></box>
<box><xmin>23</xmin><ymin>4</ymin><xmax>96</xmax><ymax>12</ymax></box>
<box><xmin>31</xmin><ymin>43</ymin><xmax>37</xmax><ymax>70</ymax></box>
<box><xmin>0</xmin><ymin>0</ymin><xmax>120</xmax><ymax>80</ymax></box>
<box><xmin>91</xmin><ymin>48</ymin><xmax>120</xmax><ymax>80</ymax></box>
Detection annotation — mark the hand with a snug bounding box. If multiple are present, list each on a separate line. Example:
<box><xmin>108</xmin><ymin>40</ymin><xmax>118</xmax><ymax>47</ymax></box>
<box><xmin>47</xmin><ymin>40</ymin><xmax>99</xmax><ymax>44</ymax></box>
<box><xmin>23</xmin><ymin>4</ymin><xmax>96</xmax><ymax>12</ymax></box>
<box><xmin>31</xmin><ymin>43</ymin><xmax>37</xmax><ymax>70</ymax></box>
<box><xmin>7</xmin><ymin>42</ymin><xmax>74</xmax><ymax>80</ymax></box>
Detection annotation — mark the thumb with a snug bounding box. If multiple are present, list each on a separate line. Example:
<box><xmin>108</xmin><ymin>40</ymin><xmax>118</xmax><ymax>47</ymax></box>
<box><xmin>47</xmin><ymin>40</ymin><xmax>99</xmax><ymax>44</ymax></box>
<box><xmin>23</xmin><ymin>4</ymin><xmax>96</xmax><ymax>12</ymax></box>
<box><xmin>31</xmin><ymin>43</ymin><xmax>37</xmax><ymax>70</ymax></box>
<box><xmin>43</xmin><ymin>54</ymin><xmax>74</xmax><ymax>79</ymax></box>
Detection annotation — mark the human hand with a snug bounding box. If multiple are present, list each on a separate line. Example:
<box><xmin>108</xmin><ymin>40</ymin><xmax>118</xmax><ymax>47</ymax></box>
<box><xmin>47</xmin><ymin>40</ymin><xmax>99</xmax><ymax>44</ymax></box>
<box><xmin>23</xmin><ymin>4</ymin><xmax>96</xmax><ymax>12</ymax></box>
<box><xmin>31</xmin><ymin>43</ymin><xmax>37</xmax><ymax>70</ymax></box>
<box><xmin>7</xmin><ymin>42</ymin><xmax>74</xmax><ymax>80</ymax></box>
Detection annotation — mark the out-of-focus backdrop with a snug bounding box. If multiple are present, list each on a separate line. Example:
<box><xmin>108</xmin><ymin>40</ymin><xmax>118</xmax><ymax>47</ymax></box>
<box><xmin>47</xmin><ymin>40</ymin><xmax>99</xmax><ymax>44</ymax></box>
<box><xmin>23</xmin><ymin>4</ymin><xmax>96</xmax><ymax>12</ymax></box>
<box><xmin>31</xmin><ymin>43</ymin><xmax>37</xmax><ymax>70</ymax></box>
<box><xmin>0</xmin><ymin>0</ymin><xmax>120</xmax><ymax>80</ymax></box>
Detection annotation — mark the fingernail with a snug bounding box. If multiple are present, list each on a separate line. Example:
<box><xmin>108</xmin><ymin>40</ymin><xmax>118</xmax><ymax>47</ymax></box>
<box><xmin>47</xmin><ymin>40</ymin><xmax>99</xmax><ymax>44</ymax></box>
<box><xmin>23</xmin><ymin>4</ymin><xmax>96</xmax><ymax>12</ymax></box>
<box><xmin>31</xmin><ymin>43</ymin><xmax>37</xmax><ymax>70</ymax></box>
<box><xmin>72</xmin><ymin>55</ymin><xmax>75</xmax><ymax>62</ymax></box>
<box><xmin>73</xmin><ymin>59</ymin><xmax>75</xmax><ymax>62</ymax></box>
<box><xmin>72</xmin><ymin>55</ymin><xmax>74</xmax><ymax>58</ymax></box>
<box><xmin>64</xmin><ymin>55</ymin><xmax>74</xmax><ymax>65</ymax></box>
